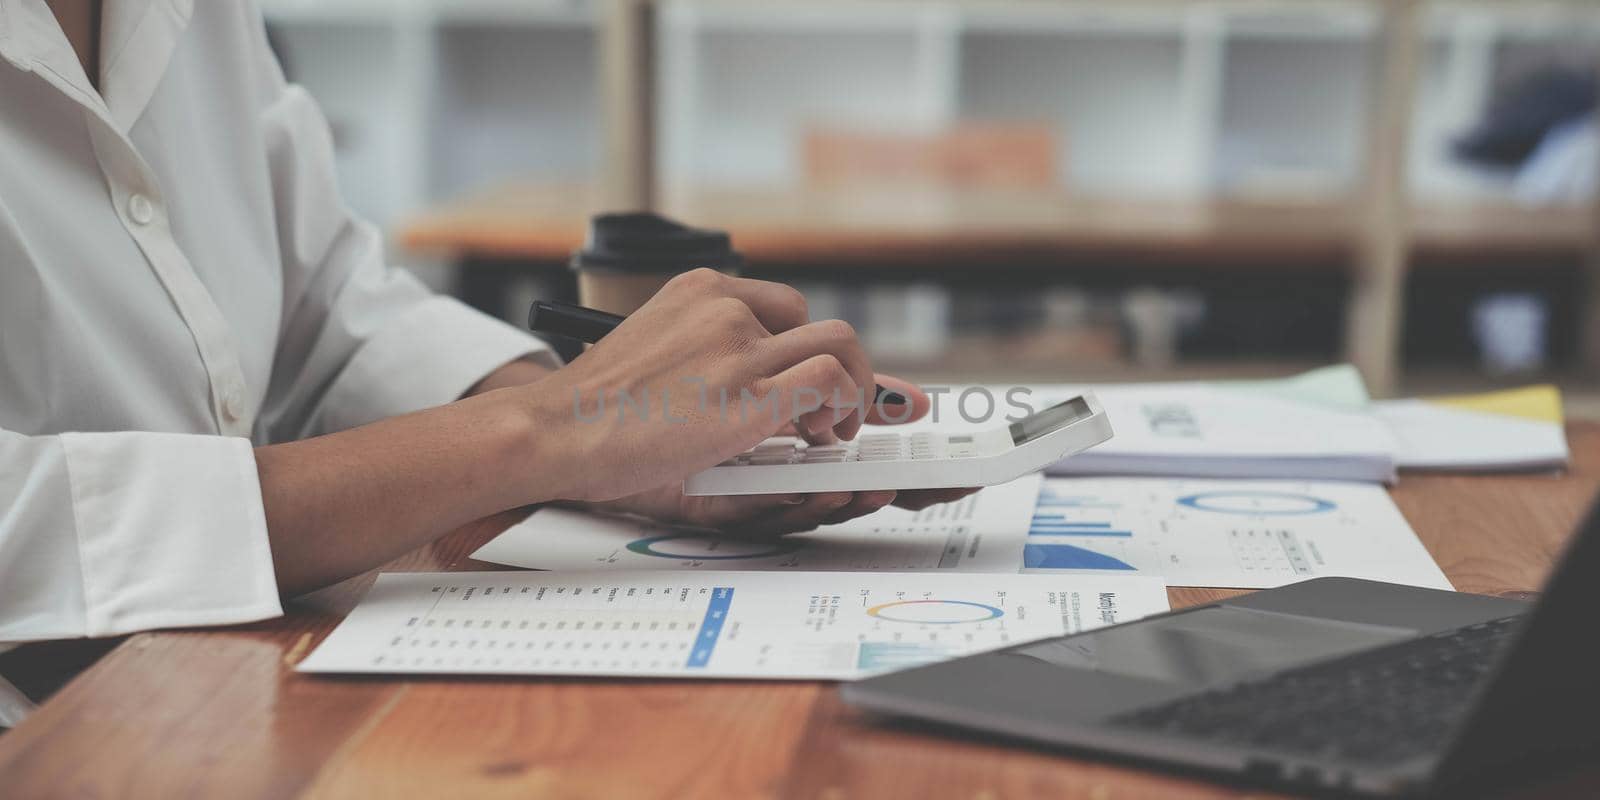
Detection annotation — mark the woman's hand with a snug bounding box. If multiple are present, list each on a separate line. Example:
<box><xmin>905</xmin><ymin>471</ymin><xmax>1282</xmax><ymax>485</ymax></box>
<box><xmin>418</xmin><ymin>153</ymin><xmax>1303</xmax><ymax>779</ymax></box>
<box><xmin>580</xmin><ymin>373</ymin><xmax>979</xmax><ymax>535</ymax></box>
<box><xmin>520</xmin><ymin>269</ymin><xmax>921</xmax><ymax>503</ymax></box>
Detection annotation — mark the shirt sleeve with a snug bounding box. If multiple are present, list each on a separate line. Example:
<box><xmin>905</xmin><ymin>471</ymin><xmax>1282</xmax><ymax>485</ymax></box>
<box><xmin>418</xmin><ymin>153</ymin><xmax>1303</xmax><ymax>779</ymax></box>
<box><xmin>246</xmin><ymin>11</ymin><xmax>557</xmax><ymax>442</ymax></box>
<box><xmin>0</xmin><ymin>428</ymin><xmax>283</xmax><ymax>649</ymax></box>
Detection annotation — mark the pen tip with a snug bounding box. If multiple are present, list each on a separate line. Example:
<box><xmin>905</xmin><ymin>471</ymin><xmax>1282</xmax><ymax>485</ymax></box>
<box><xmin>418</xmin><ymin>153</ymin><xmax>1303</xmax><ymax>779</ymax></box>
<box><xmin>881</xmin><ymin>391</ymin><xmax>907</xmax><ymax>406</ymax></box>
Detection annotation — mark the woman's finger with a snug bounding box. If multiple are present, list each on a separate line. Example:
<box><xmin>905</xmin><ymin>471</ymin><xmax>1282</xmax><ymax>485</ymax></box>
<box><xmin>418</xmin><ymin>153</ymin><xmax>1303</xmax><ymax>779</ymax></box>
<box><xmin>675</xmin><ymin>493</ymin><xmax>808</xmax><ymax>532</ymax></box>
<box><xmin>717</xmin><ymin>275</ymin><xmax>812</xmax><ymax>334</ymax></box>
<box><xmin>793</xmin><ymin>372</ymin><xmax>931</xmax><ymax>444</ymax></box>
<box><xmin>891</xmin><ymin>487</ymin><xmax>981</xmax><ymax>511</ymax></box>
<box><xmin>818</xmin><ymin>490</ymin><xmax>898</xmax><ymax>525</ymax></box>
<box><xmin>863</xmin><ymin>373</ymin><xmax>930</xmax><ymax>426</ymax></box>
<box><xmin>758</xmin><ymin>320</ymin><xmax>875</xmax><ymax>441</ymax></box>
<box><xmin>741</xmin><ymin>491</ymin><xmax>856</xmax><ymax>536</ymax></box>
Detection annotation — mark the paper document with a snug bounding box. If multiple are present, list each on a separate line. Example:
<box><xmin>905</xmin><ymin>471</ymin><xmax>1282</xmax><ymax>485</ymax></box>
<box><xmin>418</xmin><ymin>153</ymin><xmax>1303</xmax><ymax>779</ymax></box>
<box><xmin>1375</xmin><ymin>385</ymin><xmax>1569</xmax><ymax>472</ymax></box>
<box><xmin>473</xmin><ymin>474</ymin><xmax>1042</xmax><ymax>573</ymax></box>
<box><xmin>1217</xmin><ymin>364</ymin><xmax>1372</xmax><ymax>411</ymax></box>
<box><xmin>297</xmin><ymin>570</ymin><xmax>1170</xmax><ymax>680</ymax></box>
<box><xmin>475</xmin><ymin>471</ymin><xmax>1447</xmax><ymax>590</ymax></box>
<box><xmin>1021</xmin><ymin>478</ymin><xmax>1450</xmax><ymax>590</ymax></box>
<box><xmin>1032</xmin><ymin>369</ymin><xmax>1396</xmax><ymax>483</ymax></box>
<box><xmin>894</xmin><ymin>366</ymin><xmax>1397</xmax><ymax>483</ymax></box>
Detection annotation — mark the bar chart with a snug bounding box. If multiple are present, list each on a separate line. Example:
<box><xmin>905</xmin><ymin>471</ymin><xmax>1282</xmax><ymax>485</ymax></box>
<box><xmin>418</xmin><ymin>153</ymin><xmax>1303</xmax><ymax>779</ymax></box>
<box><xmin>1020</xmin><ymin>478</ymin><xmax>1450</xmax><ymax>590</ymax></box>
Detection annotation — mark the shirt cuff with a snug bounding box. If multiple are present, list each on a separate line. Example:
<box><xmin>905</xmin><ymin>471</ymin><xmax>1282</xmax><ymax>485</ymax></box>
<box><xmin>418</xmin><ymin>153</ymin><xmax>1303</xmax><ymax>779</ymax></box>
<box><xmin>318</xmin><ymin>296</ymin><xmax>561</xmax><ymax>433</ymax></box>
<box><xmin>59</xmin><ymin>432</ymin><xmax>283</xmax><ymax>637</ymax></box>
<box><xmin>0</xmin><ymin>661</ymin><xmax>33</xmax><ymax>728</ymax></box>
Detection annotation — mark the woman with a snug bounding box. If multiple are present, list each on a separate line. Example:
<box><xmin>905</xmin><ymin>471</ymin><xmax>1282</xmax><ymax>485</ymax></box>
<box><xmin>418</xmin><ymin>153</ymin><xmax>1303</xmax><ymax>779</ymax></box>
<box><xmin>0</xmin><ymin>0</ymin><xmax>964</xmax><ymax>725</ymax></box>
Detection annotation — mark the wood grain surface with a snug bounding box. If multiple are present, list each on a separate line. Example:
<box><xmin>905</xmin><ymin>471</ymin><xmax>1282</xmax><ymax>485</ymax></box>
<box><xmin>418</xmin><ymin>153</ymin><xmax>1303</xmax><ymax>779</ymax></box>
<box><xmin>2</xmin><ymin>425</ymin><xmax>1597</xmax><ymax>799</ymax></box>
<box><xmin>396</xmin><ymin>183</ymin><xmax>1595</xmax><ymax>268</ymax></box>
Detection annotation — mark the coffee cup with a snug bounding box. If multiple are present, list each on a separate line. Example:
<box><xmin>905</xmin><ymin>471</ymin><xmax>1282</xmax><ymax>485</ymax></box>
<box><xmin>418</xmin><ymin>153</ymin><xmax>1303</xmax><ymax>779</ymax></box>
<box><xmin>571</xmin><ymin>212</ymin><xmax>744</xmax><ymax>315</ymax></box>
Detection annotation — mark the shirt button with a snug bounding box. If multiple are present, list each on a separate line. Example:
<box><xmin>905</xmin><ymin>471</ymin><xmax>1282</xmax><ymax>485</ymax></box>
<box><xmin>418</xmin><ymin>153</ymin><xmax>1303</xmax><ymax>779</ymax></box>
<box><xmin>127</xmin><ymin>193</ymin><xmax>155</xmax><ymax>225</ymax></box>
<box><xmin>221</xmin><ymin>385</ymin><xmax>245</xmax><ymax>422</ymax></box>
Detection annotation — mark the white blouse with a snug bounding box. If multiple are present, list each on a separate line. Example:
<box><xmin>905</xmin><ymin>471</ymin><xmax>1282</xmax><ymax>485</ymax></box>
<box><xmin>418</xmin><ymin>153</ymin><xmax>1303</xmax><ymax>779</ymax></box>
<box><xmin>0</xmin><ymin>0</ymin><xmax>555</xmax><ymax>724</ymax></box>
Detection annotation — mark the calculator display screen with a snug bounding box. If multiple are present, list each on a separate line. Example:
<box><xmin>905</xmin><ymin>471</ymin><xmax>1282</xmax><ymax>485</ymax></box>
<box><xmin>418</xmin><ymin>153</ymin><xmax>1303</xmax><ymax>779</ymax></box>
<box><xmin>1009</xmin><ymin>397</ymin><xmax>1093</xmax><ymax>446</ymax></box>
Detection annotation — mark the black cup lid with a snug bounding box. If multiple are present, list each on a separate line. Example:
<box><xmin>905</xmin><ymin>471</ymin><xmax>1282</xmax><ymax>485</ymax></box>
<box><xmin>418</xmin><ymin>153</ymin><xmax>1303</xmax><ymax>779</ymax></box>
<box><xmin>571</xmin><ymin>212</ymin><xmax>743</xmax><ymax>274</ymax></box>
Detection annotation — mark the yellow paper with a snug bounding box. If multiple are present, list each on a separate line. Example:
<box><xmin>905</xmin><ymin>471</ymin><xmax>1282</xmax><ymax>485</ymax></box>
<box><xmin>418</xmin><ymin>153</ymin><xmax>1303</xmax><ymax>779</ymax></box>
<box><xmin>1428</xmin><ymin>385</ymin><xmax>1563</xmax><ymax>425</ymax></box>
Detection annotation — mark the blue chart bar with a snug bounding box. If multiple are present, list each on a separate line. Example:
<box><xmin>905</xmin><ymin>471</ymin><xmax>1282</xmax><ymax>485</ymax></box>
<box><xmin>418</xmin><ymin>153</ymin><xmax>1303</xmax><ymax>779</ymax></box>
<box><xmin>857</xmin><ymin>642</ymin><xmax>954</xmax><ymax>672</ymax></box>
<box><xmin>1024</xmin><ymin>544</ymin><xmax>1137</xmax><ymax>570</ymax></box>
<box><xmin>1030</xmin><ymin>512</ymin><xmax>1131</xmax><ymax>537</ymax></box>
<box><xmin>1032</xmin><ymin>491</ymin><xmax>1132</xmax><ymax>536</ymax></box>
<box><xmin>1037</xmin><ymin>498</ymin><xmax>1121</xmax><ymax>509</ymax></box>
<box><xmin>1029</xmin><ymin>526</ymin><xmax>1134</xmax><ymax>537</ymax></box>
<box><xmin>686</xmin><ymin>587</ymin><xmax>734</xmax><ymax>668</ymax></box>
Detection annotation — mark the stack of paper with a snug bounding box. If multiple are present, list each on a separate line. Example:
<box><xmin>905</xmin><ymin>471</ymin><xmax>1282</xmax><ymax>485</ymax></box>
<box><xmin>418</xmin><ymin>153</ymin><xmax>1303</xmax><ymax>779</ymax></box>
<box><xmin>909</xmin><ymin>366</ymin><xmax>1398</xmax><ymax>483</ymax></box>
<box><xmin>299</xmin><ymin>364</ymin><xmax>1505</xmax><ymax>682</ymax></box>
<box><xmin>303</xmin><ymin>469</ymin><xmax>1457</xmax><ymax>680</ymax></box>
<box><xmin>1375</xmin><ymin>385</ymin><xmax>1569</xmax><ymax>473</ymax></box>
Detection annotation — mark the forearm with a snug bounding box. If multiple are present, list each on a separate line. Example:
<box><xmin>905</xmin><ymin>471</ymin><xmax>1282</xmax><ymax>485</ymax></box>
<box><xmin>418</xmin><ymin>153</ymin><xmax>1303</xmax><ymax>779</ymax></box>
<box><xmin>255</xmin><ymin>388</ymin><xmax>567</xmax><ymax>596</ymax></box>
<box><xmin>463</xmin><ymin>356</ymin><xmax>557</xmax><ymax>397</ymax></box>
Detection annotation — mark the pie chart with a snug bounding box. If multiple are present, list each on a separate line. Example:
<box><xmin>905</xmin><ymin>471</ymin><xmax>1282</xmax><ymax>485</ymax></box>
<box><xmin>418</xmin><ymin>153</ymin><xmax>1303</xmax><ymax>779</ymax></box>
<box><xmin>866</xmin><ymin>599</ymin><xmax>1005</xmax><ymax>624</ymax></box>
<box><xmin>625</xmin><ymin>534</ymin><xmax>804</xmax><ymax>560</ymax></box>
<box><xmin>1177</xmin><ymin>491</ymin><xmax>1336</xmax><ymax>516</ymax></box>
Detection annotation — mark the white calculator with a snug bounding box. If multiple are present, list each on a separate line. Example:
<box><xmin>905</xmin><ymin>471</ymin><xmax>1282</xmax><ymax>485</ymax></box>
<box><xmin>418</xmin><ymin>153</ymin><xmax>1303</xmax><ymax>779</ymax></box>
<box><xmin>683</xmin><ymin>394</ymin><xmax>1112</xmax><ymax>496</ymax></box>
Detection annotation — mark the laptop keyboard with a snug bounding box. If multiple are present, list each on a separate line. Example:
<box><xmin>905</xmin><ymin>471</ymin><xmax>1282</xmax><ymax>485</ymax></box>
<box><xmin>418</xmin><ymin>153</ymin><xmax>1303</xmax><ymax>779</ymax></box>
<box><xmin>1109</xmin><ymin>615</ymin><xmax>1523</xmax><ymax>765</ymax></box>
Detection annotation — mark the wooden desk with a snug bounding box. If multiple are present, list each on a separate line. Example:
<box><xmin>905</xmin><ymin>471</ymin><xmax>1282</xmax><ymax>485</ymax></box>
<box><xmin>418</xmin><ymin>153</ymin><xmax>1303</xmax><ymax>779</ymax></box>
<box><xmin>3</xmin><ymin>425</ymin><xmax>1599</xmax><ymax>799</ymax></box>
<box><xmin>399</xmin><ymin>183</ymin><xmax>1596</xmax><ymax>268</ymax></box>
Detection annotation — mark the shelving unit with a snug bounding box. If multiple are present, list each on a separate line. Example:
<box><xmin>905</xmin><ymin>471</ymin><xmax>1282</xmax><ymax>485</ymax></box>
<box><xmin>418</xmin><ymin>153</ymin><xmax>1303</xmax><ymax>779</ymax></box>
<box><xmin>260</xmin><ymin>0</ymin><xmax>599</xmax><ymax>229</ymax></box>
<box><xmin>259</xmin><ymin>0</ymin><xmax>1600</xmax><ymax>395</ymax></box>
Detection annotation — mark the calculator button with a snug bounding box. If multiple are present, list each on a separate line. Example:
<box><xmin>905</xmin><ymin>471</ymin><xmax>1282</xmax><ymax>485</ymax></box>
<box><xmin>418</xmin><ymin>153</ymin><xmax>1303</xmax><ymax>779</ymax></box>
<box><xmin>747</xmin><ymin>454</ymin><xmax>798</xmax><ymax>465</ymax></box>
<box><xmin>801</xmin><ymin>454</ymin><xmax>850</xmax><ymax>463</ymax></box>
<box><xmin>804</xmin><ymin>445</ymin><xmax>851</xmax><ymax>456</ymax></box>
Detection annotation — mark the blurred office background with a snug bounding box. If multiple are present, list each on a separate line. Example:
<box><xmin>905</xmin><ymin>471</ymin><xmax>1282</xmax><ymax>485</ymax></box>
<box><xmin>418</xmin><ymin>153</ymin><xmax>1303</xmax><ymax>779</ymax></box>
<box><xmin>260</xmin><ymin>0</ymin><xmax>1599</xmax><ymax>412</ymax></box>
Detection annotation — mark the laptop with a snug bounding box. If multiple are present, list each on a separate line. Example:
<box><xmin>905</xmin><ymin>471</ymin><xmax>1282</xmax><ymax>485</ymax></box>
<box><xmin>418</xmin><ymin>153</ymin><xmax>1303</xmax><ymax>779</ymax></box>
<box><xmin>843</xmin><ymin>497</ymin><xmax>1600</xmax><ymax>797</ymax></box>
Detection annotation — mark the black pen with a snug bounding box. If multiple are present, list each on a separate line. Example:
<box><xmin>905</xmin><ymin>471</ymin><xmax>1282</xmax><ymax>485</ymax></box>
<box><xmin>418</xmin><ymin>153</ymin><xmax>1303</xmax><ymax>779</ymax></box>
<box><xmin>529</xmin><ymin>299</ymin><xmax>907</xmax><ymax>405</ymax></box>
